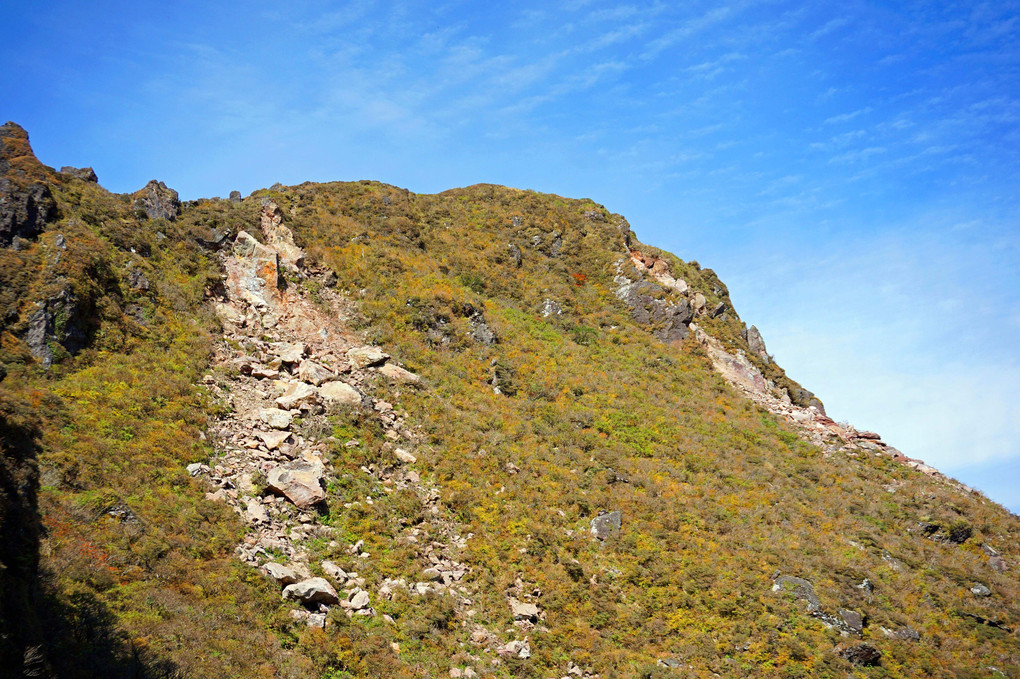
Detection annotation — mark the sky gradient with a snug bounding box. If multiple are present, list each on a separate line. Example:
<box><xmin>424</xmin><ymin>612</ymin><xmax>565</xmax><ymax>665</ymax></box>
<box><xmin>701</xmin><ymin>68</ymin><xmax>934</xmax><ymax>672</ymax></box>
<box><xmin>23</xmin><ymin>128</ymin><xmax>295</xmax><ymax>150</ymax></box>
<box><xmin>3</xmin><ymin>1</ymin><xmax>1018</xmax><ymax>511</ymax></box>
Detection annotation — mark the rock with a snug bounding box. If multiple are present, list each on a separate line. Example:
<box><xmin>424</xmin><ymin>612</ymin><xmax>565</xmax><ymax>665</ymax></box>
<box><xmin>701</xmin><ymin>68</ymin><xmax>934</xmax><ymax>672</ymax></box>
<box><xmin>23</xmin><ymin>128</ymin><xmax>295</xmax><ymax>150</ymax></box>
<box><xmin>772</xmin><ymin>575</ymin><xmax>821</xmax><ymax>612</ymax></box>
<box><xmin>258</xmin><ymin>430</ymin><xmax>292</xmax><ymax>450</ymax></box>
<box><xmin>60</xmin><ymin>166</ymin><xmax>98</xmax><ymax>182</ymax></box>
<box><xmin>259</xmin><ymin>408</ymin><xmax>294</xmax><ymax>429</ymax></box>
<box><xmin>227</xmin><ymin>231</ymin><xmax>280</xmax><ymax>309</ymax></box>
<box><xmin>882</xmin><ymin>626</ymin><xmax>920</xmax><ymax>642</ymax></box>
<box><xmin>508</xmin><ymin>243</ymin><xmax>523</xmax><ymax>267</ymax></box>
<box><xmin>277</xmin><ymin>342</ymin><xmax>306</xmax><ymax>364</ymax></box>
<box><xmin>692</xmin><ymin>292</ymin><xmax>706</xmax><ymax>313</ymax></box>
<box><xmin>347</xmin><ymin>346</ymin><xmax>389</xmax><ymax>369</ymax></box>
<box><xmin>657</xmin><ymin>658</ymin><xmax>684</xmax><ymax>668</ymax></box>
<box><xmin>229</xmin><ymin>190</ymin><xmax>242</xmax><ymax>203</ymax></box>
<box><xmin>472</xmin><ymin>320</ymin><xmax>497</xmax><ymax>345</ymax></box>
<box><xmin>196</xmin><ymin>225</ymin><xmax>232</xmax><ymax>249</ymax></box>
<box><xmin>709</xmin><ymin>302</ymin><xmax>727</xmax><ymax>318</ymax></box>
<box><xmin>746</xmin><ymin>325</ymin><xmax>768</xmax><ymax>360</ymax></box>
<box><xmin>267</xmin><ymin>457</ymin><xmax>326</xmax><ymax>509</ymax></box>
<box><xmin>24</xmin><ymin>288</ymin><xmax>88</xmax><ymax>367</ymax></box>
<box><xmin>394</xmin><ymin>448</ymin><xmax>417</xmax><ymax>464</ymax></box>
<box><xmin>422</xmin><ymin>567</ymin><xmax>442</xmax><ymax>582</ymax></box>
<box><xmin>245</xmin><ymin>498</ymin><xmax>269</xmax><ymax>523</ymax></box>
<box><xmin>835</xmin><ymin>642</ymin><xmax>881</xmax><ymax>667</ymax></box>
<box><xmin>214</xmin><ymin>303</ymin><xmax>245</xmax><ymax>325</ymax></box>
<box><xmin>838</xmin><ymin>608</ymin><xmax>865</xmax><ymax>635</ymax></box>
<box><xmin>260</xmin><ymin>200</ymin><xmax>304</xmax><ymax>270</ymax></box>
<box><xmin>282</xmin><ymin>577</ymin><xmax>339</xmax><ymax>605</ymax></box>
<box><xmin>264</xmin><ymin>562</ymin><xmax>299</xmax><ymax>586</ymax></box>
<box><xmin>989</xmin><ymin>556</ymin><xmax>1008</xmax><ymax>573</ymax></box>
<box><xmin>186</xmin><ymin>462</ymin><xmax>207</xmax><ymax>477</ymax></box>
<box><xmin>321</xmin><ymin>561</ymin><xmax>348</xmax><ymax>584</ymax></box>
<box><xmin>971</xmin><ymin>584</ymin><xmax>991</xmax><ymax>597</ymax></box>
<box><xmin>306</xmin><ymin>612</ymin><xmax>327</xmax><ymax>629</ymax></box>
<box><xmin>590</xmin><ymin>510</ymin><xmax>622</xmax><ymax>541</ymax></box>
<box><xmin>509</xmin><ymin>598</ymin><xmax>540</xmax><ymax>622</ymax></box>
<box><xmin>788</xmin><ymin>385</ymin><xmax>825</xmax><ymax>414</ymax></box>
<box><xmin>133</xmin><ymin>180</ymin><xmax>180</xmax><ymax>221</ymax></box>
<box><xmin>614</xmin><ymin>276</ymin><xmax>692</xmax><ymax>342</ymax></box>
<box><xmin>496</xmin><ymin>639</ymin><xmax>531</xmax><ymax>659</ymax></box>
<box><xmin>298</xmin><ymin>359</ymin><xmax>334</xmax><ymax>386</ymax></box>
<box><xmin>541</xmin><ymin>298</ymin><xmax>563</xmax><ymax>317</ymax></box>
<box><xmin>319</xmin><ymin>381</ymin><xmax>363</xmax><ymax>406</ymax></box>
<box><xmin>276</xmin><ymin>381</ymin><xmax>320</xmax><ymax>409</ymax></box>
<box><xmin>378</xmin><ymin>363</ymin><xmax>422</xmax><ymax>385</ymax></box>
<box><xmin>0</xmin><ymin>122</ymin><xmax>57</xmax><ymax>247</ymax></box>
<box><xmin>349</xmin><ymin>589</ymin><xmax>371</xmax><ymax>610</ymax></box>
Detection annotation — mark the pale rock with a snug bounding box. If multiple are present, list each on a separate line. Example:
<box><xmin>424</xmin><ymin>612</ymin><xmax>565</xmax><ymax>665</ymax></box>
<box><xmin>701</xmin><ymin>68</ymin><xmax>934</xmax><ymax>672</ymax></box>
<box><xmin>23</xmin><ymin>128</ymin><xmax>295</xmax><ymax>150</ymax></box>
<box><xmin>321</xmin><ymin>560</ymin><xmax>348</xmax><ymax>584</ymax></box>
<box><xmin>214</xmin><ymin>303</ymin><xmax>245</xmax><ymax>325</ymax></box>
<box><xmin>186</xmin><ymin>462</ymin><xmax>207</xmax><ymax>477</ymax></box>
<box><xmin>282</xmin><ymin>577</ymin><xmax>339</xmax><ymax>605</ymax></box>
<box><xmin>251</xmin><ymin>366</ymin><xmax>280</xmax><ymax>379</ymax></box>
<box><xmin>263</xmin><ymin>562</ymin><xmax>299</xmax><ymax>586</ymax></box>
<box><xmin>227</xmin><ymin>231</ymin><xmax>280</xmax><ymax>309</ymax></box>
<box><xmin>259</xmin><ymin>408</ymin><xmax>294</xmax><ymax>429</ymax></box>
<box><xmin>277</xmin><ymin>342</ymin><xmax>305</xmax><ymax>364</ymax></box>
<box><xmin>258</xmin><ymin>430</ymin><xmax>291</xmax><ymax>450</ymax></box>
<box><xmin>319</xmin><ymin>381</ymin><xmax>362</xmax><ymax>406</ymax></box>
<box><xmin>692</xmin><ymin>292</ymin><xmax>706</xmax><ymax>313</ymax></box>
<box><xmin>276</xmin><ymin>381</ymin><xmax>320</xmax><ymax>409</ymax></box>
<box><xmin>349</xmin><ymin>589</ymin><xmax>371</xmax><ymax>610</ymax></box>
<box><xmin>347</xmin><ymin>346</ymin><xmax>389</xmax><ymax>369</ymax></box>
<box><xmin>267</xmin><ymin>457</ymin><xmax>326</xmax><ymax>509</ymax></box>
<box><xmin>509</xmin><ymin>598</ymin><xmax>540</xmax><ymax>622</ymax></box>
<box><xmin>394</xmin><ymin>448</ymin><xmax>417</xmax><ymax>464</ymax></box>
<box><xmin>497</xmin><ymin>639</ymin><xmax>531</xmax><ymax>659</ymax></box>
<box><xmin>298</xmin><ymin>359</ymin><xmax>334</xmax><ymax>386</ymax></box>
<box><xmin>260</xmin><ymin>200</ymin><xmax>305</xmax><ymax>270</ymax></box>
<box><xmin>245</xmin><ymin>498</ymin><xmax>269</xmax><ymax>524</ymax></box>
<box><xmin>378</xmin><ymin>362</ymin><xmax>422</xmax><ymax>385</ymax></box>
<box><xmin>590</xmin><ymin>510</ymin><xmax>622</xmax><ymax>541</ymax></box>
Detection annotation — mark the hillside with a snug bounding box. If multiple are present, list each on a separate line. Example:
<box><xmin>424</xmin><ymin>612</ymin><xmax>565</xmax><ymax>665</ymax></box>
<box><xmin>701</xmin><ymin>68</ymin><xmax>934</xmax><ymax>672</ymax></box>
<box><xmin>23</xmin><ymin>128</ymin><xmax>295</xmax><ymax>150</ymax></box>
<box><xmin>0</xmin><ymin>122</ymin><xmax>1017</xmax><ymax>679</ymax></box>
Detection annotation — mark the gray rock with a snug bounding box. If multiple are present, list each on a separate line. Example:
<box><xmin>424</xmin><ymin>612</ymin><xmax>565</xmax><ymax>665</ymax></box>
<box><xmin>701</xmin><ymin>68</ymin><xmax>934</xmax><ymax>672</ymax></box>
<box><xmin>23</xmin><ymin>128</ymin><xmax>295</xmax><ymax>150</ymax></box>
<box><xmin>283</xmin><ymin>577</ymin><xmax>339</xmax><ymax>605</ymax></box>
<box><xmin>507</xmin><ymin>243</ymin><xmax>522</xmax><ymax>268</ymax></box>
<box><xmin>971</xmin><ymin>584</ymin><xmax>991</xmax><ymax>597</ymax></box>
<box><xmin>509</xmin><ymin>598</ymin><xmax>540</xmax><ymax>622</ymax></box>
<box><xmin>319</xmin><ymin>381</ymin><xmax>362</xmax><ymax>406</ymax></box>
<box><xmin>657</xmin><ymin>658</ymin><xmax>684</xmax><ymax>668</ymax></box>
<box><xmin>614</xmin><ymin>277</ymin><xmax>692</xmax><ymax>342</ymax></box>
<box><xmin>258</xmin><ymin>430</ymin><xmax>291</xmax><ymax>450</ymax></box>
<box><xmin>128</xmin><ymin>268</ymin><xmax>150</xmax><ymax>291</ymax></box>
<box><xmin>746</xmin><ymin>325</ymin><xmax>768</xmax><ymax>361</ymax></box>
<box><xmin>321</xmin><ymin>560</ymin><xmax>348</xmax><ymax>584</ymax></box>
<box><xmin>259</xmin><ymin>408</ymin><xmax>294</xmax><ymax>429</ymax></box>
<box><xmin>835</xmin><ymin>642</ymin><xmax>881</xmax><ymax>667</ymax></box>
<box><xmin>133</xmin><ymin>180</ymin><xmax>180</xmax><ymax>221</ymax></box>
<box><xmin>276</xmin><ymin>342</ymin><xmax>305</xmax><ymax>364</ymax></box>
<box><xmin>590</xmin><ymin>510</ymin><xmax>622</xmax><ymax>541</ymax></box>
<box><xmin>347</xmin><ymin>346</ymin><xmax>389</xmax><ymax>369</ymax></box>
<box><xmin>709</xmin><ymin>302</ymin><xmax>727</xmax><ymax>318</ymax></box>
<box><xmin>229</xmin><ymin>190</ymin><xmax>242</xmax><ymax>203</ymax></box>
<box><xmin>298</xmin><ymin>359</ymin><xmax>334</xmax><ymax>386</ymax></box>
<box><xmin>349</xmin><ymin>589</ymin><xmax>371</xmax><ymax>610</ymax></box>
<box><xmin>772</xmin><ymin>575</ymin><xmax>821</xmax><ymax>612</ymax></box>
<box><xmin>0</xmin><ymin>123</ymin><xmax>57</xmax><ymax>247</ymax></box>
<box><xmin>472</xmin><ymin>320</ymin><xmax>497</xmax><ymax>345</ymax></box>
<box><xmin>24</xmin><ymin>288</ymin><xmax>88</xmax><ymax>367</ymax></box>
<box><xmin>838</xmin><ymin>608</ymin><xmax>865</xmax><ymax>635</ymax></box>
<box><xmin>883</xmin><ymin>626</ymin><xmax>920</xmax><ymax>641</ymax></box>
<box><xmin>60</xmin><ymin>166</ymin><xmax>98</xmax><ymax>183</ymax></box>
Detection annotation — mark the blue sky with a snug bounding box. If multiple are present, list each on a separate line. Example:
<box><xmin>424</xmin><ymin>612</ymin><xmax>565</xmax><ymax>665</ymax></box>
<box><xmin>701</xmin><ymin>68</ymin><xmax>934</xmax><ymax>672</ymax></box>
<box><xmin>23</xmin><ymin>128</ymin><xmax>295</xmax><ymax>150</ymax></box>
<box><xmin>3</xmin><ymin>1</ymin><xmax>1018</xmax><ymax>511</ymax></box>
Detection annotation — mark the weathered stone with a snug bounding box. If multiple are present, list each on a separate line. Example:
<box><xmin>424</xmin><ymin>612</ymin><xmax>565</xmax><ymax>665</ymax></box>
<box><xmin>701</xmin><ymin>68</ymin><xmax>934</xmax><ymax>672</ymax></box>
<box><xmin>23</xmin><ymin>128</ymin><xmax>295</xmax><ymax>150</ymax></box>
<box><xmin>259</xmin><ymin>200</ymin><xmax>304</xmax><ymax>270</ymax></box>
<box><xmin>0</xmin><ymin>123</ymin><xmax>57</xmax><ymax>247</ymax></box>
<box><xmin>394</xmin><ymin>448</ymin><xmax>417</xmax><ymax>464</ymax></box>
<box><xmin>614</xmin><ymin>277</ymin><xmax>691</xmax><ymax>342</ymax></box>
<box><xmin>971</xmin><ymin>584</ymin><xmax>991</xmax><ymax>597</ymax></box>
<box><xmin>590</xmin><ymin>510</ymin><xmax>622</xmax><ymax>541</ymax></box>
<box><xmin>229</xmin><ymin>190</ymin><xmax>242</xmax><ymax>203</ymax></box>
<box><xmin>347</xmin><ymin>346</ymin><xmax>389</xmax><ymax>369</ymax></box>
<box><xmin>882</xmin><ymin>626</ymin><xmax>920</xmax><ymax>641</ymax></box>
<box><xmin>692</xmin><ymin>292</ymin><xmax>706</xmax><ymax>312</ymax></box>
<box><xmin>746</xmin><ymin>325</ymin><xmax>768</xmax><ymax>361</ymax></box>
<box><xmin>283</xmin><ymin>577</ymin><xmax>339</xmax><ymax>605</ymax></box>
<box><xmin>24</xmin><ymin>288</ymin><xmax>88</xmax><ymax>367</ymax></box>
<box><xmin>349</xmin><ymin>590</ymin><xmax>371</xmax><ymax>610</ymax></box>
<box><xmin>378</xmin><ymin>362</ymin><xmax>421</xmax><ymax>385</ymax></box>
<box><xmin>319</xmin><ymin>381</ymin><xmax>362</xmax><ymax>406</ymax></box>
<box><xmin>128</xmin><ymin>268</ymin><xmax>150</xmax><ymax>291</ymax></box>
<box><xmin>321</xmin><ymin>561</ymin><xmax>348</xmax><ymax>584</ymax></box>
<box><xmin>657</xmin><ymin>658</ymin><xmax>684</xmax><ymax>668</ymax></box>
<box><xmin>60</xmin><ymin>166</ymin><xmax>98</xmax><ymax>182</ymax></box>
<box><xmin>838</xmin><ymin>608</ymin><xmax>865</xmax><ymax>635</ymax></box>
<box><xmin>133</xmin><ymin>180</ymin><xmax>180</xmax><ymax>221</ymax></box>
<box><xmin>226</xmin><ymin>231</ymin><xmax>280</xmax><ymax>309</ymax></box>
<box><xmin>267</xmin><ymin>457</ymin><xmax>326</xmax><ymax>509</ymax></box>
<box><xmin>258</xmin><ymin>430</ymin><xmax>292</xmax><ymax>450</ymax></box>
<box><xmin>214</xmin><ymin>303</ymin><xmax>245</xmax><ymax>325</ymax></box>
<box><xmin>245</xmin><ymin>498</ymin><xmax>269</xmax><ymax>524</ymax></box>
<box><xmin>277</xmin><ymin>342</ymin><xmax>306</xmax><ymax>364</ymax></box>
<box><xmin>835</xmin><ymin>642</ymin><xmax>881</xmax><ymax>667</ymax></box>
<box><xmin>772</xmin><ymin>575</ymin><xmax>821</xmax><ymax>612</ymax></box>
<box><xmin>298</xmin><ymin>359</ymin><xmax>334</xmax><ymax>386</ymax></box>
<box><xmin>276</xmin><ymin>381</ymin><xmax>320</xmax><ymax>410</ymax></box>
<box><xmin>263</xmin><ymin>562</ymin><xmax>299</xmax><ymax>586</ymax></box>
<box><xmin>496</xmin><ymin>639</ymin><xmax>530</xmax><ymax>659</ymax></box>
<box><xmin>259</xmin><ymin>408</ymin><xmax>294</xmax><ymax>429</ymax></box>
<box><xmin>509</xmin><ymin>598</ymin><xmax>539</xmax><ymax>622</ymax></box>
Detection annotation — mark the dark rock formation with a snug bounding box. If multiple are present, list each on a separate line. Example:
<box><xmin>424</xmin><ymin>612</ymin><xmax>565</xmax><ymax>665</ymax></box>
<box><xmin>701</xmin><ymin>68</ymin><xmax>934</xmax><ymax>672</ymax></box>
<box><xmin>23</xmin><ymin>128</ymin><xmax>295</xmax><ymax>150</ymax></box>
<box><xmin>835</xmin><ymin>642</ymin><xmax>881</xmax><ymax>666</ymax></box>
<box><xmin>25</xmin><ymin>288</ymin><xmax>89</xmax><ymax>367</ymax></box>
<box><xmin>133</xmin><ymin>180</ymin><xmax>180</xmax><ymax>221</ymax></box>
<box><xmin>590</xmin><ymin>510</ymin><xmax>622</xmax><ymax>540</ymax></box>
<box><xmin>0</xmin><ymin>122</ymin><xmax>57</xmax><ymax>247</ymax></box>
<box><xmin>615</xmin><ymin>278</ymin><xmax>692</xmax><ymax>342</ymax></box>
<box><xmin>60</xmin><ymin>166</ymin><xmax>98</xmax><ymax>183</ymax></box>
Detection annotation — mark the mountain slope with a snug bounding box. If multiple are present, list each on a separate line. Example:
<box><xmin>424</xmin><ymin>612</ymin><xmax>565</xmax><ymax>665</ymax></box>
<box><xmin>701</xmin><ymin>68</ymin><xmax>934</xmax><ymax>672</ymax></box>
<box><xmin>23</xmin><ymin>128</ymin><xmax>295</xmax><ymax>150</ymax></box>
<box><xmin>0</xmin><ymin>123</ymin><xmax>1017</xmax><ymax>678</ymax></box>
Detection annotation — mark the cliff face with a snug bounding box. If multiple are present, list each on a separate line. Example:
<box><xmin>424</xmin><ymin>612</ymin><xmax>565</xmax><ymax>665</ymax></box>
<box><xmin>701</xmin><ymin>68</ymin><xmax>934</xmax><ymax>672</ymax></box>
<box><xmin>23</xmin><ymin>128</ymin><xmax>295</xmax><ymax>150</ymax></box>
<box><xmin>0</xmin><ymin>125</ymin><xmax>1017</xmax><ymax>678</ymax></box>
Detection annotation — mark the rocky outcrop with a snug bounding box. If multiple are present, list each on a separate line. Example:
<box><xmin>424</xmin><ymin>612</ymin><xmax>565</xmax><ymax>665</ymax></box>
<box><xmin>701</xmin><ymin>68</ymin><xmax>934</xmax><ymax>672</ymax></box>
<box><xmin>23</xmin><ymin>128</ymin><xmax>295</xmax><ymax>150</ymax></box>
<box><xmin>0</xmin><ymin>122</ymin><xmax>57</xmax><ymax>247</ymax></box>
<box><xmin>60</xmin><ymin>166</ymin><xmax>98</xmax><ymax>183</ymax></box>
<box><xmin>133</xmin><ymin>180</ymin><xmax>180</xmax><ymax>221</ymax></box>
<box><xmin>266</xmin><ymin>456</ymin><xmax>327</xmax><ymax>509</ymax></box>
<box><xmin>590</xmin><ymin>510</ymin><xmax>622</xmax><ymax>541</ymax></box>
<box><xmin>259</xmin><ymin>200</ymin><xmax>303</xmax><ymax>270</ymax></box>
<box><xmin>25</xmin><ymin>288</ymin><xmax>89</xmax><ymax>367</ymax></box>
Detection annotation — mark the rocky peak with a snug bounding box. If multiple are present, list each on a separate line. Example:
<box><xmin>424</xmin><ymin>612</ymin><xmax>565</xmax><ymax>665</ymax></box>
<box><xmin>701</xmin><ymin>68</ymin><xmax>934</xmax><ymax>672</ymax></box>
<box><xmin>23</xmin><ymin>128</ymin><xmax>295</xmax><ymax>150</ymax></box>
<box><xmin>0</xmin><ymin>122</ymin><xmax>56</xmax><ymax>247</ymax></box>
<box><xmin>133</xmin><ymin>179</ymin><xmax>181</xmax><ymax>221</ymax></box>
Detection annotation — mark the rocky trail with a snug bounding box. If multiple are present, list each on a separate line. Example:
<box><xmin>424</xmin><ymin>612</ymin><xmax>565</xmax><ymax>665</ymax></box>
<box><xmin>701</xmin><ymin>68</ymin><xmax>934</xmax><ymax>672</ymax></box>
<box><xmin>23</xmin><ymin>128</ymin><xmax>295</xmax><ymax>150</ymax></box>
<box><xmin>189</xmin><ymin>201</ymin><xmax>566</xmax><ymax>674</ymax></box>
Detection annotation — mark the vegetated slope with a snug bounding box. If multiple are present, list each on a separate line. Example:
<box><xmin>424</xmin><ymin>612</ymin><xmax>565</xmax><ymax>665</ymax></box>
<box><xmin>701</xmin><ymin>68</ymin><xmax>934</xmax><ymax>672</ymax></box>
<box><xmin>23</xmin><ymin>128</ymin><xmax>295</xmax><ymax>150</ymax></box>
<box><xmin>0</xmin><ymin>122</ymin><xmax>1016</xmax><ymax>678</ymax></box>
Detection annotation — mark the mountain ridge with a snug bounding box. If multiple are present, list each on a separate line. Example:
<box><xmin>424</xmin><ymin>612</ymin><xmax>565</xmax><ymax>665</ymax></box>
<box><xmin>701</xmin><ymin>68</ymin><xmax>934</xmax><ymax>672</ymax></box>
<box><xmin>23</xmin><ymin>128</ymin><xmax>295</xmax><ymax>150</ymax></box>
<box><xmin>0</xmin><ymin>122</ymin><xmax>1017</xmax><ymax>678</ymax></box>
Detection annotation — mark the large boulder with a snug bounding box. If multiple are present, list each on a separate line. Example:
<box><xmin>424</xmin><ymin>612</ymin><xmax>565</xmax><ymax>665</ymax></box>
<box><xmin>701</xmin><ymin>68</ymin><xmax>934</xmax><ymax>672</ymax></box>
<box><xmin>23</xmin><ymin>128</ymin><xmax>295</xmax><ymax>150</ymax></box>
<box><xmin>259</xmin><ymin>200</ymin><xmax>304</xmax><ymax>270</ymax></box>
<box><xmin>133</xmin><ymin>179</ymin><xmax>180</xmax><ymax>221</ymax></box>
<box><xmin>282</xmin><ymin>577</ymin><xmax>339</xmax><ymax>605</ymax></box>
<box><xmin>347</xmin><ymin>346</ymin><xmax>389</xmax><ymax>369</ymax></box>
<box><xmin>614</xmin><ymin>277</ymin><xmax>692</xmax><ymax>343</ymax></box>
<box><xmin>772</xmin><ymin>575</ymin><xmax>821</xmax><ymax>612</ymax></box>
<box><xmin>746</xmin><ymin>325</ymin><xmax>769</xmax><ymax>361</ymax></box>
<box><xmin>267</xmin><ymin>457</ymin><xmax>326</xmax><ymax>509</ymax></box>
<box><xmin>319</xmin><ymin>381</ymin><xmax>363</xmax><ymax>406</ymax></box>
<box><xmin>0</xmin><ymin>122</ymin><xmax>57</xmax><ymax>247</ymax></box>
<box><xmin>259</xmin><ymin>408</ymin><xmax>294</xmax><ymax>429</ymax></box>
<box><xmin>226</xmin><ymin>231</ymin><xmax>280</xmax><ymax>309</ymax></box>
<box><xmin>835</xmin><ymin>642</ymin><xmax>881</xmax><ymax>667</ymax></box>
<box><xmin>275</xmin><ymin>381</ymin><xmax>320</xmax><ymax>410</ymax></box>
<box><xmin>60</xmin><ymin>166</ymin><xmax>98</xmax><ymax>183</ymax></box>
<box><xmin>590</xmin><ymin>510</ymin><xmax>622</xmax><ymax>541</ymax></box>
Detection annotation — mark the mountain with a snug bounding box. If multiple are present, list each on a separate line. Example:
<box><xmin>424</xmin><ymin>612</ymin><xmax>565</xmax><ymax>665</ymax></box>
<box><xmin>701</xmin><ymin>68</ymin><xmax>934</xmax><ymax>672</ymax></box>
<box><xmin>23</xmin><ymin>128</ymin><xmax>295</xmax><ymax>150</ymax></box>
<box><xmin>0</xmin><ymin>122</ymin><xmax>1017</xmax><ymax>679</ymax></box>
